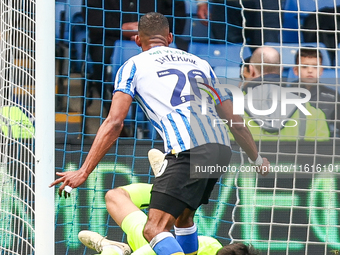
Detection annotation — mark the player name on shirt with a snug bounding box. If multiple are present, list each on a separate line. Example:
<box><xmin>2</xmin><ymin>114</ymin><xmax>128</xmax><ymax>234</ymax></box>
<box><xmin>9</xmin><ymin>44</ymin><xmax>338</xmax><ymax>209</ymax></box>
<box><xmin>150</xmin><ymin>48</ymin><xmax>197</xmax><ymax>65</ymax></box>
<box><xmin>155</xmin><ymin>54</ymin><xmax>197</xmax><ymax>65</ymax></box>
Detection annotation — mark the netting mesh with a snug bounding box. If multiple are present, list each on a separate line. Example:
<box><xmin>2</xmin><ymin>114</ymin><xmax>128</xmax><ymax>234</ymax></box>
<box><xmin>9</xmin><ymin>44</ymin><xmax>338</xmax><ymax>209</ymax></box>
<box><xmin>52</xmin><ymin>0</ymin><xmax>340</xmax><ymax>254</ymax></box>
<box><xmin>0</xmin><ymin>0</ymin><xmax>36</xmax><ymax>254</ymax></box>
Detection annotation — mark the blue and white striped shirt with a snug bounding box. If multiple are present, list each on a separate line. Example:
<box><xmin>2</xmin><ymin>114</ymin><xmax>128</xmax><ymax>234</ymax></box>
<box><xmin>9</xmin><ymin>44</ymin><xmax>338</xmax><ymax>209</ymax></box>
<box><xmin>114</xmin><ymin>46</ymin><xmax>231</xmax><ymax>153</ymax></box>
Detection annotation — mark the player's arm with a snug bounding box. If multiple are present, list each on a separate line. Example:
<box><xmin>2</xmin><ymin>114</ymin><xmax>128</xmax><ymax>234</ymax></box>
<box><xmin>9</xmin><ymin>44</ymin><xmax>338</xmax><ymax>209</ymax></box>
<box><xmin>78</xmin><ymin>91</ymin><xmax>132</xmax><ymax>176</ymax></box>
<box><xmin>216</xmin><ymin>100</ymin><xmax>270</xmax><ymax>175</ymax></box>
<box><xmin>50</xmin><ymin>92</ymin><xmax>133</xmax><ymax>197</ymax></box>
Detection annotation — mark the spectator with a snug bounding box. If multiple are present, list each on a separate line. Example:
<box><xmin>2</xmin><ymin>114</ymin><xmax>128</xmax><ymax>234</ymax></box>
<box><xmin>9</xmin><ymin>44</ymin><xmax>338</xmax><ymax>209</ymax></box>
<box><xmin>82</xmin><ymin>0</ymin><xmax>187</xmax><ymax>135</ymax></box>
<box><xmin>233</xmin><ymin>46</ymin><xmax>330</xmax><ymax>141</ymax></box>
<box><xmin>196</xmin><ymin>0</ymin><xmax>280</xmax><ymax>45</ymax></box>
<box><xmin>293</xmin><ymin>48</ymin><xmax>340</xmax><ymax>137</ymax></box>
<box><xmin>293</xmin><ymin>48</ymin><xmax>323</xmax><ymax>85</ymax></box>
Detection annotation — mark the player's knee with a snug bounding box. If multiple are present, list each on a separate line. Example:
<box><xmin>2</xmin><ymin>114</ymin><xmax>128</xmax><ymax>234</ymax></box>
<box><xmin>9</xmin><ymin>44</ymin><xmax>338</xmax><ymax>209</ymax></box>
<box><xmin>143</xmin><ymin>220</ymin><xmax>160</xmax><ymax>242</ymax></box>
<box><xmin>143</xmin><ymin>215</ymin><xmax>175</xmax><ymax>242</ymax></box>
<box><xmin>105</xmin><ymin>187</ymin><xmax>129</xmax><ymax>206</ymax></box>
<box><xmin>176</xmin><ymin>209</ymin><xmax>195</xmax><ymax>228</ymax></box>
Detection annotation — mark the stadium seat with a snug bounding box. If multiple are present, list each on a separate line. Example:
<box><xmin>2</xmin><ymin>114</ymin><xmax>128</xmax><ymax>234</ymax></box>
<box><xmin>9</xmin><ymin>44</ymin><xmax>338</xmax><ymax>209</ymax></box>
<box><xmin>214</xmin><ymin>66</ymin><xmax>240</xmax><ymax>78</ymax></box>
<box><xmin>282</xmin><ymin>0</ymin><xmax>340</xmax><ymax>42</ymax></box>
<box><xmin>284</xmin><ymin>0</ymin><xmax>340</xmax><ymax>13</ymax></box>
<box><xmin>265</xmin><ymin>42</ymin><xmax>332</xmax><ymax>68</ymax></box>
<box><xmin>188</xmin><ymin>42</ymin><xmax>252</xmax><ymax>68</ymax></box>
<box><xmin>321</xmin><ymin>68</ymin><xmax>337</xmax><ymax>79</ymax></box>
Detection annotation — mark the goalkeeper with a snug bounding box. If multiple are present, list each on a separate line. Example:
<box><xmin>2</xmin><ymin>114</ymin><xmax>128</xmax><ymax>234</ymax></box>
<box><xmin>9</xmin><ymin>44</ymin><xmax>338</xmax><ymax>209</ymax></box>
<box><xmin>78</xmin><ymin>149</ymin><xmax>260</xmax><ymax>255</ymax></box>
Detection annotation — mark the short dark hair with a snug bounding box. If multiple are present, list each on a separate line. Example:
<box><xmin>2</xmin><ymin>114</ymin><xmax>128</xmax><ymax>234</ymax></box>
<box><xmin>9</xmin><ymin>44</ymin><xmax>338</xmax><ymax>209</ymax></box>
<box><xmin>240</xmin><ymin>56</ymin><xmax>251</xmax><ymax>72</ymax></box>
<box><xmin>138</xmin><ymin>12</ymin><xmax>169</xmax><ymax>36</ymax></box>
<box><xmin>216</xmin><ymin>243</ymin><xmax>261</xmax><ymax>255</ymax></box>
<box><xmin>295</xmin><ymin>48</ymin><xmax>323</xmax><ymax>65</ymax></box>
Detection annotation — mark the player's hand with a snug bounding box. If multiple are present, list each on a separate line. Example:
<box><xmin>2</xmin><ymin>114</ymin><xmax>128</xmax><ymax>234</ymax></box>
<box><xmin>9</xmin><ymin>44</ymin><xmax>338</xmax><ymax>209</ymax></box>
<box><xmin>197</xmin><ymin>3</ymin><xmax>209</xmax><ymax>26</ymax></box>
<box><xmin>257</xmin><ymin>157</ymin><xmax>270</xmax><ymax>176</ymax></box>
<box><xmin>49</xmin><ymin>169</ymin><xmax>89</xmax><ymax>198</ymax></box>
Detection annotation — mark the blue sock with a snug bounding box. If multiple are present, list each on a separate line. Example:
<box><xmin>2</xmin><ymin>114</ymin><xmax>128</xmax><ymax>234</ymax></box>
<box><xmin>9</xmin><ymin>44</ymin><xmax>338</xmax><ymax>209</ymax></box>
<box><xmin>175</xmin><ymin>224</ymin><xmax>198</xmax><ymax>255</ymax></box>
<box><xmin>150</xmin><ymin>232</ymin><xmax>184</xmax><ymax>255</ymax></box>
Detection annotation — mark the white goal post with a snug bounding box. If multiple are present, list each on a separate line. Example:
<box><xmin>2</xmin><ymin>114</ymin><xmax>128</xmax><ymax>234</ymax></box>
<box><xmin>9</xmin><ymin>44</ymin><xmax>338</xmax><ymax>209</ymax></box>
<box><xmin>35</xmin><ymin>0</ymin><xmax>55</xmax><ymax>254</ymax></box>
<box><xmin>0</xmin><ymin>0</ymin><xmax>55</xmax><ymax>254</ymax></box>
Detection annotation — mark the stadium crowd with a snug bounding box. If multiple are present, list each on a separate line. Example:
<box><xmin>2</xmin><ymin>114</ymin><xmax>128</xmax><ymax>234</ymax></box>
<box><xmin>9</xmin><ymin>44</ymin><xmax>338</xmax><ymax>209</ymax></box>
<box><xmin>55</xmin><ymin>0</ymin><xmax>340</xmax><ymax>140</ymax></box>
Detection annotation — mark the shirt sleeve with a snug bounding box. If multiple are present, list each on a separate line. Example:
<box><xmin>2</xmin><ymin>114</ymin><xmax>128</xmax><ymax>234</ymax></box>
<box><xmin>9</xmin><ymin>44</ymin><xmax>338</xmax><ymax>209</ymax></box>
<box><xmin>209</xmin><ymin>66</ymin><xmax>232</xmax><ymax>104</ymax></box>
<box><xmin>113</xmin><ymin>59</ymin><xmax>137</xmax><ymax>99</ymax></box>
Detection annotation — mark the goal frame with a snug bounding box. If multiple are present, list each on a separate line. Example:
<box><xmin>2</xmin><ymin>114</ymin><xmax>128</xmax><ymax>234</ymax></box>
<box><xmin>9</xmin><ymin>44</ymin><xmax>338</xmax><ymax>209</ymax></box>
<box><xmin>35</xmin><ymin>0</ymin><xmax>55</xmax><ymax>253</ymax></box>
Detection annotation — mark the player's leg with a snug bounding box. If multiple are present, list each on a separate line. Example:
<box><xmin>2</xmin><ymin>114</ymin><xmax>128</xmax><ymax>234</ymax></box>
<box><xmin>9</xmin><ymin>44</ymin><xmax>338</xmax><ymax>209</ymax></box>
<box><xmin>78</xmin><ymin>230</ymin><xmax>131</xmax><ymax>255</ymax></box>
<box><xmin>85</xmin><ymin>182</ymin><xmax>154</xmax><ymax>254</ymax></box>
<box><xmin>143</xmin><ymin>206</ymin><xmax>185</xmax><ymax>255</ymax></box>
<box><xmin>149</xmin><ymin>149</ymin><xmax>198</xmax><ymax>254</ymax></box>
<box><xmin>80</xmin><ymin>147</ymin><xmax>165</xmax><ymax>255</ymax></box>
<box><xmin>105</xmin><ymin>183</ymin><xmax>152</xmax><ymax>226</ymax></box>
<box><xmin>79</xmin><ymin>183</ymin><xmax>152</xmax><ymax>254</ymax></box>
<box><xmin>171</xmin><ymin>144</ymin><xmax>232</xmax><ymax>255</ymax></box>
<box><xmin>84</xmin><ymin>235</ymin><xmax>223</xmax><ymax>255</ymax></box>
<box><xmin>175</xmin><ymin>208</ymin><xmax>198</xmax><ymax>255</ymax></box>
<box><xmin>170</xmin><ymin>177</ymin><xmax>221</xmax><ymax>255</ymax></box>
<box><xmin>103</xmin><ymin>179</ymin><xmax>185</xmax><ymax>255</ymax></box>
<box><xmin>106</xmin><ymin>183</ymin><xmax>153</xmax><ymax>251</ymax></box>
<box><xmin>80</xmin><ymin>146</ymin><xmax>228</xmax><ymax>255</ymax></box>
<box><xmin>144</xmin><ymin>151</ymin><xmax>196</xmax><ymax>255</ymax></box>
<box><xmin>143</xmin><ymin>194</ymin><xmax>210</xmax><ymax>255</ymax></box>
<box><xmin>105</xmin><ymin>187</ymin><xmax>139</xmax><ymax>226</ymax></box>
<box><xmin>196</xmin><ymin>236</ymin><xmax>223</xmax><ymax>255</ymax></box>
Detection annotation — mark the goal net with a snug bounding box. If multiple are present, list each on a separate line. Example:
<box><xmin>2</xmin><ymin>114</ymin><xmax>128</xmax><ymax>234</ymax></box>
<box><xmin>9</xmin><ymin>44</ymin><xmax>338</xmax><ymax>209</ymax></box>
<box><xmin>54</xmin><ymin>0</ymin><xmax>340</xmax><ymax>255</ymax></box>
<box><xmin>0</xmin><ymin>0</ymin><xmax>54</xmax><ymax>254</ymax></box>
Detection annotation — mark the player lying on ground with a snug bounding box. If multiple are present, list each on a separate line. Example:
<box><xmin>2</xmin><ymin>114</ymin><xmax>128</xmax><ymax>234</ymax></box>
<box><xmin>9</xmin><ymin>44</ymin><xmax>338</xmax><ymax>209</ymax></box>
<box><xmin>78</xmin><ymin>149</ymin><xmax>260</xmax><ymax>255</ymax></box>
